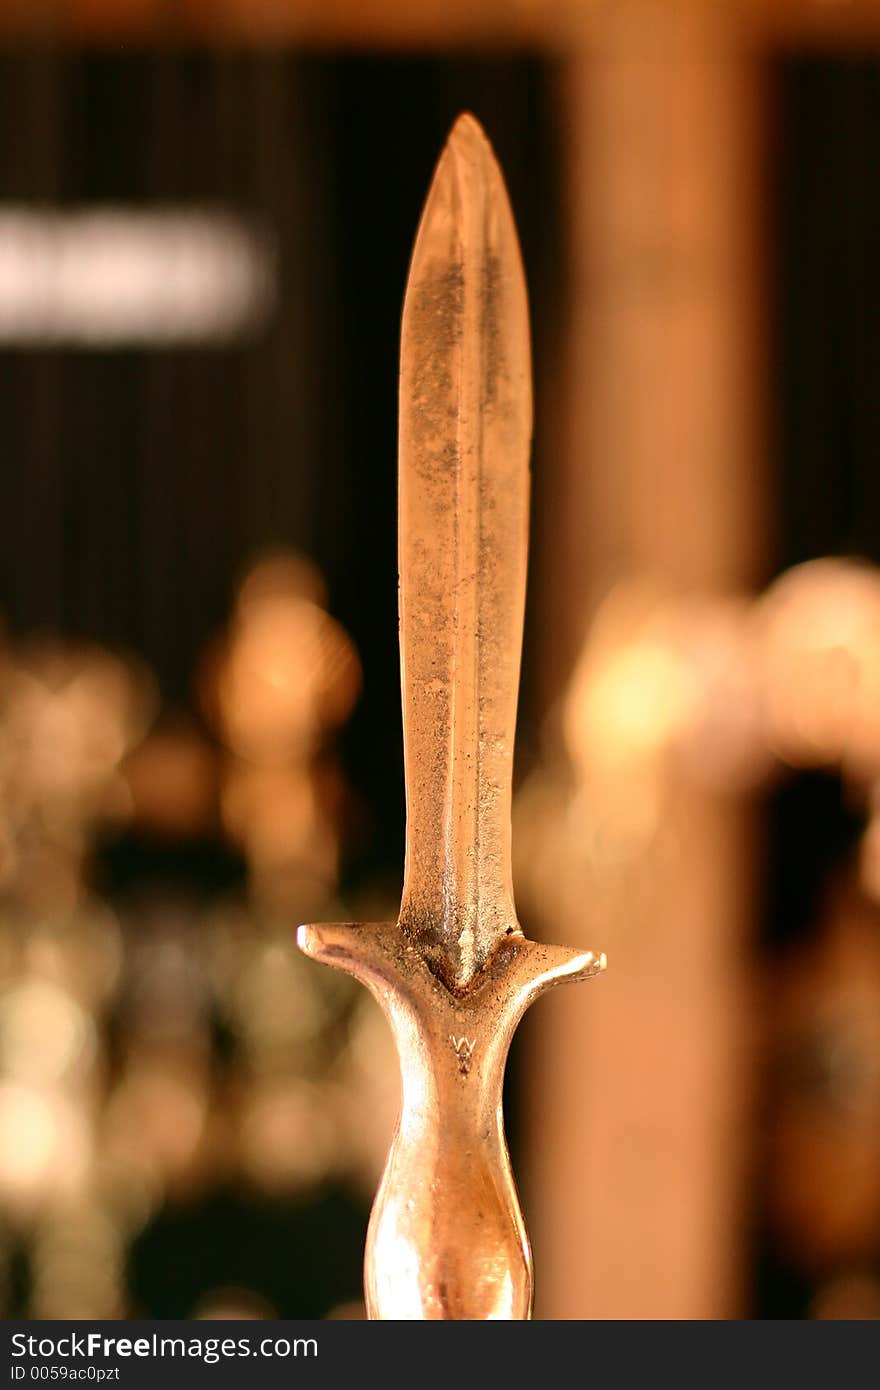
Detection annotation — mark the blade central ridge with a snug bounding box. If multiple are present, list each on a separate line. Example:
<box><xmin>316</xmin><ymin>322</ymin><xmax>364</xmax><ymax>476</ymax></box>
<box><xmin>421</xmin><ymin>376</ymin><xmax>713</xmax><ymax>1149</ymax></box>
<box><xmin>397</xmin><ymin>114</ymin><xmax>532</xmax><ymax>988</ymax></box>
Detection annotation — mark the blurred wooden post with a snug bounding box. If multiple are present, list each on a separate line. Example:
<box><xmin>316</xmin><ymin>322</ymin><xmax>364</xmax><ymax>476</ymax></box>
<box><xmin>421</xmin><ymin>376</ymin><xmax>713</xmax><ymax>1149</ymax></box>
<box><xmin>526</xmin><ymin>1</ymin><xmax>765</xmax><ymax>1319</ymax></box>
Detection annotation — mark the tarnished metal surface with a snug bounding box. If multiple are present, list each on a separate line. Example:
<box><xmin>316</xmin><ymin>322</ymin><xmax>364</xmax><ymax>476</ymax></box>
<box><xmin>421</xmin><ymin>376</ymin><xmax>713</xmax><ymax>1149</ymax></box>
<box><xmin>397</xmin><ymin>111</ymin><xmax>531</xmax><ymax>990</ymax></box>
<box><xmin>298</xmin><ymin>114</ymin><xmax>605</xmax><ymax>1321</ymax></box>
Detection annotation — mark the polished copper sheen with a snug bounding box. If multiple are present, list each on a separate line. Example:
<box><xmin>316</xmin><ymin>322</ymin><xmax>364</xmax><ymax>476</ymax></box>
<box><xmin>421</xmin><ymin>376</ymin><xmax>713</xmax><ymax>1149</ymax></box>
<box><xmin>298</xmin><ymin>114</ymin><xmax>605</xmax><ymax>1320</ymax></box>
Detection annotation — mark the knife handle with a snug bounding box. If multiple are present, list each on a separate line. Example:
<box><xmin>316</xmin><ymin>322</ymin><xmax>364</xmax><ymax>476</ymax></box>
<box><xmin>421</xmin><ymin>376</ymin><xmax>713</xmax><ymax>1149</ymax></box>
<box><xmin>297</xmin><ymin>921</ymin><xmax>604</xmax><ymax>1320</ymax></box>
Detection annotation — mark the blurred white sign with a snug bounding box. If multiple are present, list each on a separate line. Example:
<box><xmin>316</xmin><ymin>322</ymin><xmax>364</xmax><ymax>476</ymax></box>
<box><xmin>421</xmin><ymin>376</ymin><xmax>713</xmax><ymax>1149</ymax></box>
<box><xmin>0</xmin><ymin>207</ymin><xmax>276</xmax><ymax>345</ymax></box>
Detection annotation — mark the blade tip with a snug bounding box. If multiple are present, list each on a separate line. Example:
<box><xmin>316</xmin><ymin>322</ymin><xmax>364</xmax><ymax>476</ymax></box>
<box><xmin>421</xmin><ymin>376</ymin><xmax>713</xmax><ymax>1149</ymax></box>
<box><xmin>445</xmin><ymin>111</ymin><xmax>494</xmax><ymax>166</ymax></box>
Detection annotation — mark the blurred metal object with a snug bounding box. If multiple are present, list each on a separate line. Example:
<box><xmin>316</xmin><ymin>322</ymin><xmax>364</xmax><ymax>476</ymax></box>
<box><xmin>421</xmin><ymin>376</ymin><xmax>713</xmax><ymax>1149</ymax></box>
<box><xmin>0</xmin><ymin>579</ymin><xmax>374</xmax><ymax>1314</ymax></box>
<box><xmin>532</xmin><ymin>554</ymin><xmax>880</xmax><ymax>1314</ymax></box>
<box><xmin>299</xmin><ymin>115</ymin><xmax>605</xmax><ymax>1321</ymax></box>
<box><xmin>0</xmin><ymin>638</ymin><xmax>157</xmax><ymax>911</ymax></box>
<box><xmin>197</xmin><ymin>551</ymin><xmax>361</xmax><ymax>915</ymax></box>
<box><xmin>123</xmin><ymin>716</ymin><xmax>219</xmax><ymax>840</ymax></box>
<box><xmin>544</xmin><ymin>559</ymin><xmax>880</xmax><ymax>912</ymax></box>
<box><xmin>755</xmin><ymin>559</ymin><xmax>880</xmax><ymax>778</ymax></box>
<box><xmin>205</xmin><ymin>552</ymin><xmax>360</xmax><ymax>766</ymax></box>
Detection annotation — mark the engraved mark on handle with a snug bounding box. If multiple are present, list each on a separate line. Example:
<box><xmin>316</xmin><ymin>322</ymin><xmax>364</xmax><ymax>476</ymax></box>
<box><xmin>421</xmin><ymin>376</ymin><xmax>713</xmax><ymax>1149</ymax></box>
<box><xmin>449</xmin><ymin>1035</ymin><xmax>476</xmax><ymax>1076</ymax></box>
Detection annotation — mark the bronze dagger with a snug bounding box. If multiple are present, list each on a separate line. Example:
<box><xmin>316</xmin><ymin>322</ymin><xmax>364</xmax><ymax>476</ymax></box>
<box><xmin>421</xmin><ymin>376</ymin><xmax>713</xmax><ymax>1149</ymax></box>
<box><xmin>298</xmin><ymin>113</ymin><xmax>605</xmax><ymax>1321</ymax></box>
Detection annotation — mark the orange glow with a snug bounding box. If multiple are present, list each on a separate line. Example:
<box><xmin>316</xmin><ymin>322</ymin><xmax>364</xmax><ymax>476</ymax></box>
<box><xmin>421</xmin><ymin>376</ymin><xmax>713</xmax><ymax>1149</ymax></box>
<box><xmin>203</xmin><ymin>553</ymin><xmax>361</xmax><ymax>764</ymax></box>
<box><xmin>0</xmin><ymin>1083</ymin><xmax>91</xmax><ymax>1208</ymax></box>
<box><xmin>756</xmin><ymin>560</ymin><xmax>880</xmax><ymax>773</ymax></box>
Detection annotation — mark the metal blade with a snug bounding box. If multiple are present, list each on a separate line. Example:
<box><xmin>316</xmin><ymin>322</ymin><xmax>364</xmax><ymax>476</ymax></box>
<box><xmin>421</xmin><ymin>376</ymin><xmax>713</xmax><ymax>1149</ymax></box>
<box><xmin>398</xmin><ymin>113</ymin><xmax>532</xmax><ymax>988</ymax></box>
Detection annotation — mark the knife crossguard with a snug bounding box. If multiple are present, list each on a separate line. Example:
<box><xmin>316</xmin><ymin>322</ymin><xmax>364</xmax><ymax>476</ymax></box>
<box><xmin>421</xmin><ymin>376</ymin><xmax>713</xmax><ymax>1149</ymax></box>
<box><xmin>298</xmin><ymin>114</ymin><xmax>605</xmax><ymax>1318</ymax></box>
<box><xmin>298</xmin><ymin>921</ymin><xmax>604</xmax><ymax>1319</ymax></box>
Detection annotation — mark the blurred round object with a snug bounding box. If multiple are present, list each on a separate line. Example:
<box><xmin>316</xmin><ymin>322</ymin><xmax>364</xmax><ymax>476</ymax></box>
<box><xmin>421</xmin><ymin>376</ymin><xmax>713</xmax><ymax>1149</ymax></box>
<box><xmin>201</xmin><ymin>552</ymin><xmax>360</xmax><ymax>763</ymax></box>
<box><xmin>237</xmin><ymin>551</ymin><xmax>327</xmax><ymax>611</ymax></box>
<box><xmin>226</xmin><ymin>937</ymin><xmax>340</xmax><ymax>1067</ymax></box>
<box><xmin>755</xmin><ymin>559</ymin><xmax>880</xmax><ymax>772</ymax></box>
<box><xmin>0</xmin><ymin>1082</ymin><xmax>90</xmax><ymax>1210</ymax></box>
<box><xmin>103</xmin><ymin>1066</ymin><xmax>207</xmax><ymax>1189</ymax></box>
<box><xmin>810</xmin><ymin>1269</ymin><xmax>880</xmax><ymax>1320</ymax></box>
<box><xmin>238</xmin><ymin>1078</ymin><xmax>337</xmax><ymax>1192</ymax></box>
<box><xmin>23</xmin><ymin>901</ymin><xmax>123</xmax><ymax>1008</ymax></box>
<box><xmin>193</xmin><ymin>1286</ymin><xmax>276</xmax><ymax>1320</ymax></box>
<box><xmin>124</xmin><ymin>717</ymin><xmax>218</xmax><ymax>838</ymax></box>
<box><xmin>667</xmin><ymin>597</ymin><xmax>768</xmax><ymax>790</ymax></box>
<box><xmin>0</xmin><ymin>977</ymin><xmax>95</xmax><ymax>1083</ymax></box>
<box><xmin>565</xmin><ymin>581</ymin><xmax>766</xmax><ymax>794</ymax></box>
<box><xmin>221</xmin><ymin>762</ymin><xmax>340</xmax><ymax>904</ymax></box>
<box><xmin>565</xmin><ymin>582</ymin><xmax>693</xmax><ymax>780</ymax></box>
<box><xmin>0</xmin><ymin>640</ymin><xmax>157</xmax><ymax>830</ymax></box>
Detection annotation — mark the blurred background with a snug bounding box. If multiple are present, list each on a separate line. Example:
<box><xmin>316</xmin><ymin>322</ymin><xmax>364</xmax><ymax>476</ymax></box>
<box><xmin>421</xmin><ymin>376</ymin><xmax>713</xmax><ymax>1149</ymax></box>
<box><xmin>0</xmin><ymin>0</ymin><xmax>879</xmax><ymax>1321</ymax></box>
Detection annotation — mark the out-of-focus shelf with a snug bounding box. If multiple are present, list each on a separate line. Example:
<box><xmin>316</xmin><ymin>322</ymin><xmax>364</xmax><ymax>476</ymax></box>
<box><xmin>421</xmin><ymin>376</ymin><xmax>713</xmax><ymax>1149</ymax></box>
<box><xmin>3</xmin><ymin>1</ymin><xmax>880</xmax><ymax>54</ymax></box>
